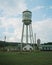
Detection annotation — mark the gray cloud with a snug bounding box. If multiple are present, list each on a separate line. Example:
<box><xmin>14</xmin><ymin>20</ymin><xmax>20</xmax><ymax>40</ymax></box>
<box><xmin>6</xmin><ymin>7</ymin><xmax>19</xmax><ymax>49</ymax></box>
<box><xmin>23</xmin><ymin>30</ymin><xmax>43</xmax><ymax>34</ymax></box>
<box><xmin>32</xmin><ymin>18</ymin><xmax>52</xmax><ymax>43</ymax></box>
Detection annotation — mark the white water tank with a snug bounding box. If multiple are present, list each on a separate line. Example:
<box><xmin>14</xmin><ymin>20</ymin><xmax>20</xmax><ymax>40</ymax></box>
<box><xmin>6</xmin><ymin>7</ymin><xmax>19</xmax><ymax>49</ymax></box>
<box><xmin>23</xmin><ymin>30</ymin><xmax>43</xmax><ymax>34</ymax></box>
<box><xmin>37</xmin><ymin>39</ymin><xmax>41</xmax><ymax>47</ymax></box>
<box><xmin>22</xmin><ymin>10</ymin><xmax>32</xmax><ymax>25</ymax></box>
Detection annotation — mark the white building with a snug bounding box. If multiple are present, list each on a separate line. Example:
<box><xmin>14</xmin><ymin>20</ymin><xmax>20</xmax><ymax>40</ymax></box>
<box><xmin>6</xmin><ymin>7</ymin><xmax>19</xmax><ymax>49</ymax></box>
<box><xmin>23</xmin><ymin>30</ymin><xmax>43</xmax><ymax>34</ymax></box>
<box><xmin>23</xmin><ymin>44</ymin><xmax>33</xmax><ymax>51</ymax></box>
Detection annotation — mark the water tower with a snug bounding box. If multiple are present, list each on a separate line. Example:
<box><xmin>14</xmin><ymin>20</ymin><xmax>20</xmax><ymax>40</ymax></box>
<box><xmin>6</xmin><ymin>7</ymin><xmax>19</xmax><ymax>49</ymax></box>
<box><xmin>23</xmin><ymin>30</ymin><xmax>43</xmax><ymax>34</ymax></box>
<box><xmin>21</xmin><ymin>10</ymin><xmax>34</xmax><ymax>51</ymax></box>
<box><xmin>37</xmin><ymin>39</ymin><xmax>41</xmax><ymax>50</ymax></box>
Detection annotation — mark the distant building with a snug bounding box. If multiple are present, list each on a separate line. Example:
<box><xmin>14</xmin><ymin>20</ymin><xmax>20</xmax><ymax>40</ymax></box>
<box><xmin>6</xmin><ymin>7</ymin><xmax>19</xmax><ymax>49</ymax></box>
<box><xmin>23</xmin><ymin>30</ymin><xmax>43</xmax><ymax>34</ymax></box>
<box><xmin>0</xmin><ymin>41</ymin><xmax>52</xmax><ymax>51</ymax></box>
<box><xmin>40</xmin><ymin>44</ymin><xmax>52</xmax><ymax>51</ymax></box>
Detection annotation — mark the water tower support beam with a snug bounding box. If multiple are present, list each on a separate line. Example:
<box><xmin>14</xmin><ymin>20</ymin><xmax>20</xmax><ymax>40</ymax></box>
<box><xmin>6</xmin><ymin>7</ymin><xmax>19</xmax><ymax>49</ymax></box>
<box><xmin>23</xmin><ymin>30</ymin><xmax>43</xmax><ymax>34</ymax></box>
<box><xmin>26</xmin><ymin>25</ymin><xmax>28</xmax><ymax>44</ymax></box>
<box><xmin>21</xmin><ymin>23</ymin><xmax>24</xmax><ymax>51</ymax></box>
<box><xmin>30</xmin><ymin>24</ymin><xmax>35</xmax><ymax>51</ymax></box>
<box><xmin>29</xmin><ymin>24</ymin><xmax>32</xmax><ymax>43</ymax></box>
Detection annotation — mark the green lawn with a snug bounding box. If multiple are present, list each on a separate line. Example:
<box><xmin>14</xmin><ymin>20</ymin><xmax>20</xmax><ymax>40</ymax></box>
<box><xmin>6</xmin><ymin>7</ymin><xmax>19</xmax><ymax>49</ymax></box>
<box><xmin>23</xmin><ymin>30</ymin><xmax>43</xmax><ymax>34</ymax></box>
<box><xmin>0</xmin><ymin>51</ymin><xmax>52</xmax><ymax>65</ymax></box>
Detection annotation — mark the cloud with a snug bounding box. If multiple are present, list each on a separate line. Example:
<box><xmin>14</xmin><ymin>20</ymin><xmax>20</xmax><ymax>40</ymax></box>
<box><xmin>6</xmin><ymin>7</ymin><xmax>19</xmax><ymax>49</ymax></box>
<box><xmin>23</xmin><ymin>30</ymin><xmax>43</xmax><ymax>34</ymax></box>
<box><xmin>0</xmin><ymin>0</ymin><xmax>27</xmax><ymax>16</ymax></box>
<box><xmin>49</xmin><ymin>6</ymin><xmax>52</xmax><ymax>9</ymax></box>
<box><xmin>0</xmin><ymin>16</ymin><xmax>23</xmax><ymax>42</ymax></box>
<box><xmin>32</xmin><ymin>18</ymin><xmax>52</xmax><ymax>43</ymax></box>
<box><xmin>31</xmin><ymin>6</ymin><xmax>44</xmax><ymax>12</ymax></box>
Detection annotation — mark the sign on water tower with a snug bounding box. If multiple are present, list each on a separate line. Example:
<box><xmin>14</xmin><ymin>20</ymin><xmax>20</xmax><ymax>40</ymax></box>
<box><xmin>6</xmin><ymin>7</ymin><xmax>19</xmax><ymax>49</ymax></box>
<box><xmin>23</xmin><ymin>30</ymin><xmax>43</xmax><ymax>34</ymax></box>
<box><xmin>22</xmin><ymin>10</ymin><xmax>32</xmax><ymax>25</ymax></box>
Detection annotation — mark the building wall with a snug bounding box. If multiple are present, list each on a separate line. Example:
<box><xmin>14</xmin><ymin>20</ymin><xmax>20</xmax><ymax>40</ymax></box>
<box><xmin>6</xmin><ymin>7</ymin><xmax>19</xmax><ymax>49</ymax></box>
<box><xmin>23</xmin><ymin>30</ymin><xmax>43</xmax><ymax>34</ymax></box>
<box><xmin>39</xmin><ymin>45</ymin><xmax>52</xmax><ymax>51</ymax></box>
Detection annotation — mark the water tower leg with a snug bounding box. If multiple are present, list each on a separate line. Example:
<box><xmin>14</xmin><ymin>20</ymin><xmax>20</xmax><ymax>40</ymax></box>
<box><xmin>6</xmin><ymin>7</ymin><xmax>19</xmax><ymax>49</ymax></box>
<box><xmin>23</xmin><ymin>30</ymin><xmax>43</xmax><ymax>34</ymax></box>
<box><xmin>21</xmin><ymin>23</ymin><xmax>24</xmax><ymax>51</ymax></box>
<box><xmin>26</xmin><ymin>25</ymin><xmax>28</xmax><ymax>44</ymax></box>
<box><xmin>29</xmin><ymin>24</ymin><xmax>32</xmax><ymax>43</ymax></box>
<box><xmin>29</xmin><ymin>24</ymin><xmax>35</xmax><ymax>51</ymax></box>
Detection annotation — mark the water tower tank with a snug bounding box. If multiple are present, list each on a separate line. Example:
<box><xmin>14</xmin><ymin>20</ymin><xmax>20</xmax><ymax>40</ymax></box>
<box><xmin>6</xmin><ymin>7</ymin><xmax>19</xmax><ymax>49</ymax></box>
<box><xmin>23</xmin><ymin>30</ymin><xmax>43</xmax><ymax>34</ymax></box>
<box><xmin>37</xmin><ymin>39</ymin><xmax>41</xmax><ymax>45</ymax></box>
<box><xmin>22</xmin><ymin>10</ymin><xmax>32</xmax><ymax>25</ymax></box>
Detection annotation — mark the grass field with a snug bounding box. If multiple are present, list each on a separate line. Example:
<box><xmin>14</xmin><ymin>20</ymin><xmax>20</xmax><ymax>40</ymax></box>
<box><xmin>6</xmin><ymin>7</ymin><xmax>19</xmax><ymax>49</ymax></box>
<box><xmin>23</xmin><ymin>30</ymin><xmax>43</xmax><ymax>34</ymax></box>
<box><xmin>0</xmin><ymin>51</ymin><xmax>52</xmax><ymax>65</ymax></box>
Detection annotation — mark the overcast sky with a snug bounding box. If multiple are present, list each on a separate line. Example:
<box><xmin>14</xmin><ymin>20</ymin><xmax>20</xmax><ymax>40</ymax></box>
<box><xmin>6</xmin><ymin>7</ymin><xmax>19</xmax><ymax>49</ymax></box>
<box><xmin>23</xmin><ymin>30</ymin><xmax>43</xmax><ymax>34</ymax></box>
<box><xmin>0</xmin><ymin>0</ymin><xmax>52</xmax><ymax>43</ymax></box>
